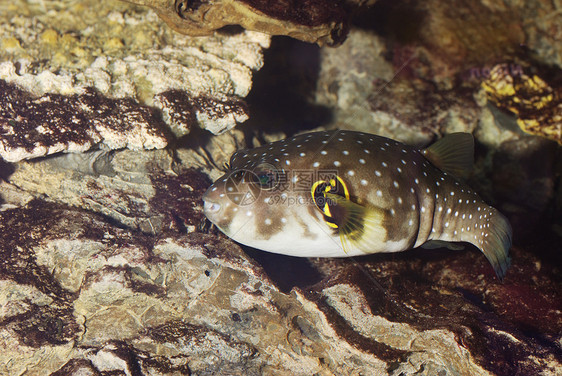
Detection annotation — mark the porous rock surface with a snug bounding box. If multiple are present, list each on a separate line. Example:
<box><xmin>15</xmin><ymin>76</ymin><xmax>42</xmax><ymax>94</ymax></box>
<box><xmin>0</xmin><ymin>0</ymin><xmax>561</xmax><ymax>375</ymax></box>
<box><xmin>0</xmin><ymin>0</ymin><xmax>268</xmax><ymax>162</ymax></box>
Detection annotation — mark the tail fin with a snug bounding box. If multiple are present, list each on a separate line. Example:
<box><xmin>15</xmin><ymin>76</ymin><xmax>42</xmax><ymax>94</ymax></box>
<box><xmin>478</xmin><ymin>208</ymin><xmax>512</xmax><ymax>280</ymax></box>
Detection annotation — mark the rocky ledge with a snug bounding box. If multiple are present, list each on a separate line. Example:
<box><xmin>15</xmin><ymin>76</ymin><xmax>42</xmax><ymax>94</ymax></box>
<box><xmin>0</xmin><ymin>0</ymin><xmax>560</xmax><ymax>375</ymax></box>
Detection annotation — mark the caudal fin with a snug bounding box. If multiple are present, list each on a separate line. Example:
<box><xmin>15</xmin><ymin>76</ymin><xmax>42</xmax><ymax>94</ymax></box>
<box><xmin>478</xmin><ymin>208</ymin><xmax>512</xmax><ymax>280</ymax></box>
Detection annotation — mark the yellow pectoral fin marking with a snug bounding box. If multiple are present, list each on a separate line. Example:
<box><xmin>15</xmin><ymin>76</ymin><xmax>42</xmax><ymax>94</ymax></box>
<box><xmin>323</xmin><ymin>202</ymin><xmax>332</xmax><ymax>218</ymax></box>
<box><xmin>335</xmin><ymin>176</ymin><xmax>350</xmax><ymax>199</ymax></box>
<box><xmin>325</xmin><ymin>193</ymin><xmax>387</xmax><ymax>254</ymax></box>
<box><xmin>312</xmin><ymin>177</ymin><xmax>357</xmax><ymax>237</ymax></box>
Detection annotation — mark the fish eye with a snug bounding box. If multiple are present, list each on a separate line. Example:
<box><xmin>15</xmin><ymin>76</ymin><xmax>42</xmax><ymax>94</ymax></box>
<box><xmin>251</xmin><ymin>162</ymin><xmax>280</xmax><ymax>190</ymax></box>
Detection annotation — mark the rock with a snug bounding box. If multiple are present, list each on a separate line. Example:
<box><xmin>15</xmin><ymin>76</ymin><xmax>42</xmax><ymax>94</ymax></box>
<box><xmin>0</xmin><ymin>200</ymin><xmax>559</xmax><ymax>375</ymax></box>
<box><xmin>0</xmin><ymin>82</ymin><xmax>169</xmax><ymax>162</ymax></box>
<box><xmin>0</xmin><ymin>0</ymin><xmax>269</xmax><ymax>159</ymax></box>
<box><xmin>0</xmin><ymin>0</ymin><xmax>560</xmax><ymax>375</ymax></box>
<box><xmin>127</xmin><ymin>0</ymin><xmax>365</xmax><ymax>46</ymax></box>
<box><xmin>482</xmin><ymin>64</ymin><xmax>562</xmax><ymax>145</ymax></box>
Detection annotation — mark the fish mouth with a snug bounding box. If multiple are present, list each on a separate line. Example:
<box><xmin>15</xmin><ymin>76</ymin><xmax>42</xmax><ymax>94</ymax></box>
<box><xmin>202</xmin><ymin>186</ymin><xmax>223</xmax><ymax>219</ymax></box>
<box><xmin>203</xmin><ymin>199</ymin><xmax>221</xmax><ymax>214</ymax></box>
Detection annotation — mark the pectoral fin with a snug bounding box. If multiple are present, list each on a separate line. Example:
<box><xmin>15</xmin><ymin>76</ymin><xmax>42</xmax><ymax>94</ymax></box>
<box><xmin>324</xmin><ymin>193</ymin><xmax>387</xmax><ymax>254</ymax></box>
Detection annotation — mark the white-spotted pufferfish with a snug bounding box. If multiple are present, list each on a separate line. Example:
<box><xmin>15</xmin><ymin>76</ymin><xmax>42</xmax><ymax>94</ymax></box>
<box><xmin>203</xmin><ymin>130</ymin><xmax>512</xmax><ymax>279</ymax></box>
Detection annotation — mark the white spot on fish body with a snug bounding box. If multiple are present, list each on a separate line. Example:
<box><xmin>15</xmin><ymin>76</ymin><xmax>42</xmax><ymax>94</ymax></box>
<box><xmin>376</xmin><ymin>190</ymin><xmax>382</xmax><ymax>196</ymax></box>
<box><xmin>334</xmin><ymin>161</ymin><xmax>341</xmax><ymax>167</ymax></box>
<box><xmin>313</xmin><ymin>162</ymin><xmax>320</xmax><ymax>168</ymax></box>
<box><xmin>359</xmin><ymin>159</ymin><xmax>366</xmax><ymax>164</ymax></box>
<box><xmin>361</xmin><ymin>179</ymin><xmax>368</xmax><ymax>186</ymax></box>
<box><xmin>375</xmin><ymin>170</ymin><xmax>382</xmax><ymax>177</ymax></box>
<box><xmin>393</xmin><ymin>181</ymin><xmax>399</xmax><ymax>188</ymax></box>
<box><xmin>299</xmin><ymin>152</ymin><xmax>306</xmax><ymax>157</ymax></box>
<box><xmin>382</xmin><ymin>162</ymin><xmax>388</xmax><ymax>167</ymax></box>
<box><xmin>281</xmin><ymin>217</ymin><xmax>287</xmax><ymax>223</ymax></box>
<box><xmin>265</xmin><ymin>218</ymin><xmax>272</xmax><ymax>225</ymax></box>
<box><xmin>347</xmin><ymin>170</ymin><xmax>355</xmax><ymax>176</ymax></box>
<box><xmin>321</xmin><ymin>150</ymin><xmax>327</xmax><ymax>155</ymax></box>
<box><xmin>343</xmin><ymin>150</ymin><xmax>349</xmax><ymax>155</ymax></box>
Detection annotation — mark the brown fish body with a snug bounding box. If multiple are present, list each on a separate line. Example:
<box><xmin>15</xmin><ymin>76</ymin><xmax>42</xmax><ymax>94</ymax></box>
<box><xmin>203</xmin><ymin>130</ymin><xmax>512</xmax><ymax>278</ymax></box>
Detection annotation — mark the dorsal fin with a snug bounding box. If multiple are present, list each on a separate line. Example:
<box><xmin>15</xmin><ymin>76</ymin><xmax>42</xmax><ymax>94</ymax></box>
<box><xmin>421</xmin><ymin>133</ymin><xmax>474</xmax><ymax>178</ymax></box>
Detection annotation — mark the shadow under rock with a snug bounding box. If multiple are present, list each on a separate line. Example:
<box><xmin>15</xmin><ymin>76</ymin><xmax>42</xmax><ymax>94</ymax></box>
<box><xmin>244</xmin><ymin>36</ymin><xmax>333</xmax><ymax>144</ymax></box>
<box><xmin>0</xmin><ymin>159</ymin><xmax>14</xmax><ymax>181</ymax></box>
<box><xmin>242</xmin><ymin>245</ymin><xmax>324</xmax><ymax>293</ymax></box>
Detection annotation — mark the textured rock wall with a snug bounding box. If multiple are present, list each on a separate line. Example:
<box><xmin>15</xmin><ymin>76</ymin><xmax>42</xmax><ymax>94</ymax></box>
<box><xmin>0</xmin><ymin>0</ymin><xmax>269</xmax><ymax>162</ymax></box>
<box><xmin>0</xmin><ymin>0</ymin><xmax>560</xmax><ymax>375</ymax></box>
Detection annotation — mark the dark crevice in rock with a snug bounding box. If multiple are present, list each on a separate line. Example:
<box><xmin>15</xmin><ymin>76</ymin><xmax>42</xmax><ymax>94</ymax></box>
<box><xmin>302</xmin><ymin>288</ymin><xmax>410</xmax><ymax>364</ymax></box>
<box><xmin>50</xmin><ymin>359</ymin><xmax>99</xmax><ymax>376</ymax></box>
<box><xmin>240</xmin><ymin>0</ymin><xmax>349</xmax><ymax>28</ymax></box>
<box><xmin>244</xmin><ymin>37</ymin><xmax>333</xmax><ymax>141</ymax></box>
